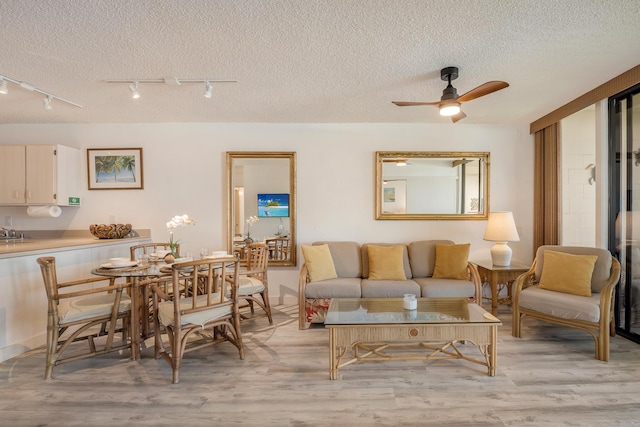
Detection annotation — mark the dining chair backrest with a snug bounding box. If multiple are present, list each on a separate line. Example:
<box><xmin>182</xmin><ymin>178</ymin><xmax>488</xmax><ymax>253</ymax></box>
<box><xmin>246</xmin><ymin>242</ymin><xmax>269</xmax><ymax>272</ymax></box>
<box><xmin>130</xmin><ymin>242</ymin><xmax>180</xmax><ymax>261</ymax></box>
<box><xmin>168</xmin><ymin>256</ymin><xmax>240</xmax><ymax>323</ymax></box>
<box><xmin>266</xmin><ymin>237</ymin><xmax>290</xmax><ymax>261</ymax></box>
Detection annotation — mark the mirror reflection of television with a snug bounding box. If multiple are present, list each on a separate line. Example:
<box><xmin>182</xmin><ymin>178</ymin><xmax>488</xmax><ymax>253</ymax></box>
<box><xmin>257</xmin><ymin>193</ymin><xmax>290</xmax><ymax>217</ymax></box>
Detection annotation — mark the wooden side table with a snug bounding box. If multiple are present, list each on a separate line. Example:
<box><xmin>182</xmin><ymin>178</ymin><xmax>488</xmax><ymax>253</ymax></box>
<box><xmin>472</xmin><ymin>260</ymin><xmax>531</xmax><ymax>316</ymax></box>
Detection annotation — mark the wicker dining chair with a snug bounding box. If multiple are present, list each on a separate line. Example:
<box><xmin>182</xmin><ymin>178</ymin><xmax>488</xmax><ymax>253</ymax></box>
<box><xmin>38</xmin><ymin>256</ymin><xmax>132</xmax><ymax>379</ymax></box>
<box><xmin>234</xmin><ymin>242</ymin><xmax>273</xmax><ymax>324</ymax></box>
<box><xmin>150</xmin><ymin>256</ymin><xmax>243</xmax><ymax>383</ymax></box>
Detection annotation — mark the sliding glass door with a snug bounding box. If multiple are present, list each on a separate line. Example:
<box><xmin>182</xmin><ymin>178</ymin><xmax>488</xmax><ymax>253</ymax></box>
<box><xmin>609</xmin><ymin>83</ymin><xmax>640</xmax><ymax>342</ymax></box>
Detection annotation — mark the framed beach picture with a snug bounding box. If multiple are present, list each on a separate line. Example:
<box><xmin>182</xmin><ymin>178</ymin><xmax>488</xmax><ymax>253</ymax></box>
<box><xmin>87</xmin><ymin>148</ymin><xmax>144</xmax><ymax>190</ymax></box>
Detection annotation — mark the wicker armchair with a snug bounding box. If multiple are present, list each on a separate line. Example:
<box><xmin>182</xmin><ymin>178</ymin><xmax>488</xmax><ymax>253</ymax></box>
<box><xmin>512</xmin><ymin>246</ymin><xmax>621</xmax><ymax>361</ymax></box>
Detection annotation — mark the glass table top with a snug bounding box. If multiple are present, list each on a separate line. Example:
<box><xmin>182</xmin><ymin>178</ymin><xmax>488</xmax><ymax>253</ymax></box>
<box><xmin>324</xmin><ymin>298</ymin><xmax>501</xmax><ymax>325</ymax></box>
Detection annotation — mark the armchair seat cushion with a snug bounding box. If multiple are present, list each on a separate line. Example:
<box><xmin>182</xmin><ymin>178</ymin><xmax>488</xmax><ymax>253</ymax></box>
<box><xmin>59</xmin><ymin>294</ymin><xmax>131</xmax><ymax>323</ymax></box>
<box><xmin>361</xmin><ymin>279</ymin><xmax>420</xmax><ymax>298</ymax></box>
<box><xmin>305</xmin><ymin>278</ymin><xmax>362</xmax><ymax>299</ymax></box>
<box><xmin>158</xmin><ymin>294</ymin><xmax>231</xmax><ymax>327</ymax></box>
<box><xmin>413</xmin><ymin>277</ymin><xmax>477</xmax><ymax>299</ymax></box>
<box><xmin>519</xmin><ymin>286</ymin><xmax>601</xmax><ymax>323</ymax></box>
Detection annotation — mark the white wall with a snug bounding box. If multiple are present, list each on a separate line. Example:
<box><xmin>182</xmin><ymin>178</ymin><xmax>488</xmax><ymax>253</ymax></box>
<box><xmin>0</xmin><ymin>122</ymin><xmax>534</xmax><ymax>301</ymax></box>
<box><xmin>561</xmin><ymin>108</ymin><xmax>596</xmax><ymax>246</ymax></box>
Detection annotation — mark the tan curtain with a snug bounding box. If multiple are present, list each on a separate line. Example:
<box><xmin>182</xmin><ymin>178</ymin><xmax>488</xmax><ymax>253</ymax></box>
<box><xmin>533</xmin><ymin>123</ymin><xmax>559</xmax><ymax>251</ymax></box>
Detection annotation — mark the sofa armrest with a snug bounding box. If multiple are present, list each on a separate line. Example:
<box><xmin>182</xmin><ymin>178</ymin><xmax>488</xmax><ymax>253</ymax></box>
<box><xmin>466</xmin><ymin>262</ymin><xmax>483</xmax><ymax>304</ymax></box>
<box><xmin>298</xmin><ymin>263</ymin><xmax>310</xmax><ymax>329</ymax></box>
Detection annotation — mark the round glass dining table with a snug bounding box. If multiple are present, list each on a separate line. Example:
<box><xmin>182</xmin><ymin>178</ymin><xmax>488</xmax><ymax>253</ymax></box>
<box><xmin>92</xmin><ymin>258</ymin><xmax>236</xmax><ymax>359</ymax></box>
<box><xmin>92</xmin><ymin>263</ymin><xmax>167</xmax><ymax>360</ymax></box>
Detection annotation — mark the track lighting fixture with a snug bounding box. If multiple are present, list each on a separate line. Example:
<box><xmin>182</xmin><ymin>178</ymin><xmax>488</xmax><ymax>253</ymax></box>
<box><xmin>43</xmin><ymin>95</ymin><xmax>52</xmax><ymax>110</ymax></box>
<box><xmin>0</xmin><ymin>73</ymin><xmax>82</xmax><ymax>108</ymax></box>
<box><xmin>129</xmin><ymin>81</ymin><xmax>140</xmax><ymax>99</ymax></box>
<box><xmin>107</xmin><ymin>77</ymin><xmax>236</xmax><ymax>100</ymax></box>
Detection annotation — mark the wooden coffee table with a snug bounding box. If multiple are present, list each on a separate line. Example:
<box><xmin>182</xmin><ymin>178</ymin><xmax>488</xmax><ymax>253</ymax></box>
<box><xmin>324</xmin><ymin>298</ymin><xmax>501</xmax><ymax>380</ymax></box>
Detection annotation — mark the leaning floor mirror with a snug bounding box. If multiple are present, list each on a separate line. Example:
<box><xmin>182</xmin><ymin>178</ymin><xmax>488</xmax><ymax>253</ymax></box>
<box><xmin>227</xmin><ymin>152</ymin><xmax>297</xmax><ymax>266</ymax></box>
<box><xmin>375</xmin><ymin>151</ymin><xmax>489</xmax><ymax>220</ymax></box>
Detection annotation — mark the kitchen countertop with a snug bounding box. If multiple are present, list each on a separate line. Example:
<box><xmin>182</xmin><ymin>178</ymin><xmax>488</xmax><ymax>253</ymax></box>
<box><xmin>0</xmin><ymin>229</ymin><xmax>152</xmax><ymax>259</ymax></box>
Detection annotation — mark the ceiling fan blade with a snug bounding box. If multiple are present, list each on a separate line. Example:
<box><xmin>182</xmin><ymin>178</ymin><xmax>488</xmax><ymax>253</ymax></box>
<box><xmin>392</xmin><ymin>101</ymin><xmax>440</xmax><ymax>107</ymax></box>
<box><xmin>457</xmin><ymin>81</ymin><xmax>509</xmax><ymax>103</ymax></box>
<box><xmin>451</xmin><ymin>111</ymin><xmax>467</xmax><ymax>123</ymax></box>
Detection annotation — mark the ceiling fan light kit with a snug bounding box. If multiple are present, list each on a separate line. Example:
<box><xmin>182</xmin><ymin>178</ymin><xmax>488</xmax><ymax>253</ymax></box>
<box><xmin>439</xmin><ymin>102</ymin><xmax>460</xmax><ymax>116</ymax></box>
<box><xmin>392</xmin><ymin>66</ymin><xmax>509</xmax><ymax>122</ymax></box>
<box><xmin>107</xmin><ymin>77</ymin><xmax>237</xmax><ymax>100</ymax></box>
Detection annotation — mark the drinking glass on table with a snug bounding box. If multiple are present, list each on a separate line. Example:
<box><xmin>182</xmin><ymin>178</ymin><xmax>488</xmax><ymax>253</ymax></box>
<box><xmin>200</xmin><ymin>248</ymin><xmax>209</xmax><ymax>259</ymax></box>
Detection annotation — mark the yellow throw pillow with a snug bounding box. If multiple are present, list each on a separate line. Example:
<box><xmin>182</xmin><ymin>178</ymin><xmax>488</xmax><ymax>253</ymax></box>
<box><xmin>368</xmin><ymin>245</ymin><xmax>407</xmax><ymax>280</ymax></box>
<box><xmin>301</xmin><ymin>244</ymin><xmax>338</xmax><ymax>282</ymax></box>
<box><xmin>432</xmin><ymin>243</ymin><xmax>470</xmax><ymax>280</ymax></box>
<box><xmin>538</xmin><ymin>251</ymin><xmax>597</xmax><ymax>296</ymax></box>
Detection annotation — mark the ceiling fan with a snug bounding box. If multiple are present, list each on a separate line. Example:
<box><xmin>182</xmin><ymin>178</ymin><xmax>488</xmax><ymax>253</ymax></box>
<box><xmin>392</xmin><ymin>67</ymin><xmax>509</xmax><ymax>123</ymax></box>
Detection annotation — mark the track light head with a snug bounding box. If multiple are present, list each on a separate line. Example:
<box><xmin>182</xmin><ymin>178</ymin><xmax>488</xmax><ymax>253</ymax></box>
<box><xmin>129</xmin><ymin>81</ymin><xmax>140</xmax><ymax>99</ymax></box>
<box><xmin>43</xmin><ymin>96</ymin><xmax>53</xmax><ymax>110</ymax></box>
<box><xmin>0</xmin><ymin>78</ymin><xmax>7</xmax><ymax>95</ymax></box>
<box><xmin>204</xmin><ymin>82</ymin><xmax>212</xmax><ymax>98</ymax></box>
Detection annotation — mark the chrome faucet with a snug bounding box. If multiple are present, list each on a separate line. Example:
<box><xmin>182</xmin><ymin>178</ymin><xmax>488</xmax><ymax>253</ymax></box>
<box><xmin>1</xmin><ymin>227</ymin><xmax>21</xmax><ymax>239</ymax></box>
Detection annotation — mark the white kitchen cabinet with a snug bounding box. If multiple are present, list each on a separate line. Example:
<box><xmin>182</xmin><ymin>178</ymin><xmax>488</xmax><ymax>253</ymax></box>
<box><xmin>0</xmin><ymin>144</ymin><xmax>81</xmax><ymax>206</ymax></box>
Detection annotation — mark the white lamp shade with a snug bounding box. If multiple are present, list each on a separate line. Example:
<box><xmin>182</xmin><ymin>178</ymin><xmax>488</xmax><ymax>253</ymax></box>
<box><xmin>483</xmin><ymin>211</ymin><xmax>520</xmax><ymax>242</ymax></box>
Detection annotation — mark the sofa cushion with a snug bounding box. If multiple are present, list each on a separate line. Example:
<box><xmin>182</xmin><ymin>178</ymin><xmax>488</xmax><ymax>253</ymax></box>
<box><xmin>432</xmin><ymin>243</ymin><xmax>470</xmax><ymax>280</ymax></box>
<box><xmin>534</xmin><ymin>246</ymin><xmax>612</xmax><ymax>293</ymax></box>
<box><xmin>361</xmin><ymin>279</ymin><xmax>420</xmax><ymax>298</ymax></box>
<box><xmin>538</xmin><ymin>250</ymin><xmax>597</xmax><ymax>297</ymax></box>
<box><xmin>313</xmin><ymin>241</ymin><xmax>362</xmax><ymax>278</ymax></box>
<box><xmin>519</xmin><ymin>286</ymin><xmax>601</xmax><ymax>323</ymax></box>
<box><xmin>361</xmin><ymin>243</ymin><xmax>412</xmax><ymax>279</ymax></box>
<box><xmin>302</xmin><ymin>244</ymin><xmax>338</xmax><ymax>282</ymax></box>
<box><xmin>408</xmin><ymin>240</ymin><xmax>455</xmax><ymax>278</ymax></box>
<box><xmin>413</xmin><ymin>277</ymin><xmax>476</xmax><ymax>299</ymax></box>
<box><xmin>305</xmin><ymin>278</ymin><xmax>362</xmax><ymax>299</ymax></box>
<box><xmin>367</xmin><ymin>245</ymin><xmax>407</xmax><ymax>280</ymax></box>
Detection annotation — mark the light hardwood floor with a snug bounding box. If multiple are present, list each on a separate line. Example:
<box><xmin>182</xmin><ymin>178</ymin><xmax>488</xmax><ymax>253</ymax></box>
<box><xmin>1</xmin><ymin>303</ymin><xmax>640</xmax><ymax>426</ymax></box>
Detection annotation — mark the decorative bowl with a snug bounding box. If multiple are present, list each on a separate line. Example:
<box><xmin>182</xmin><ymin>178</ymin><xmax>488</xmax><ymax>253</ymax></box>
<box><xmin>89</xmin><ymin>223</ymin><xmax>132</xmax><ymax>239</ymax></box>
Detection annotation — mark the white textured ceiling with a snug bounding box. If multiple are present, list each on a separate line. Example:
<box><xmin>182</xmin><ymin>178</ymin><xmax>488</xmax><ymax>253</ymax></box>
<box><xmin>0</xmin><ymin>0</ymin><xmax>639</xmax><ymax>125</ymax></box>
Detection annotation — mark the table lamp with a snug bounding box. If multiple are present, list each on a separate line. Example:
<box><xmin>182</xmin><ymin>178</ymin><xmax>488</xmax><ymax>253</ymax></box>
<box><xmin>483</xmin><ymin>211</ymin><xmax>520</xmax><ymax>266</ymax></box>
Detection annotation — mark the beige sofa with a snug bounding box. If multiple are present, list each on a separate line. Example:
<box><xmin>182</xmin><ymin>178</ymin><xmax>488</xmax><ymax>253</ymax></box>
<box><xmin>298</xmin><ymin>240</ymin><xmax>482</xmax><ymax>329</ymax></box>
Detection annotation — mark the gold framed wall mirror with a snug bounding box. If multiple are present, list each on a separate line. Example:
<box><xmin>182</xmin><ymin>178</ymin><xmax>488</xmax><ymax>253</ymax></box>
<box><xmin>227</xmin><ymin>152</ymin><xmax>297</xmax><ymax>266</ymax></box>
<box><xmin>375</xmin><ymin>151</ymin><xmax>490</xmax><ymax>220</ymax></box>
